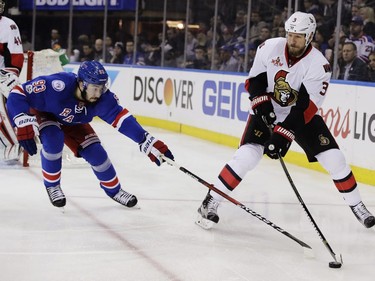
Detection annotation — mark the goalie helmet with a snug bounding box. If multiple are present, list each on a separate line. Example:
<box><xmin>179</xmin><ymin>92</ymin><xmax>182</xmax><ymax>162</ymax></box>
<box><xmin>78</xmin><ymin>60</ymin><xmax>108</xmax><ymax>86</ymax></box>
<box><xmin>285</xmin><ymin>11</ymin><xmax>316</xmax><ymax>47</ymax></box>
<box><xmin>0</xmin><ymin>0</ymin><xmax>5</xmax><ymax>14</ymax></box>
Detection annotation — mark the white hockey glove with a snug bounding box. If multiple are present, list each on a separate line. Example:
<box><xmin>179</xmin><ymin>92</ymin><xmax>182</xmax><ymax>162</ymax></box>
<box><xmin>139</xmin><ymin>132</ymin><xmax>174</xmax><ymax>166</ymax></box>
<box><xmin>0</xmin><ymin>68</ymin><xmax>19</xmax><ymax>98</ymax></box>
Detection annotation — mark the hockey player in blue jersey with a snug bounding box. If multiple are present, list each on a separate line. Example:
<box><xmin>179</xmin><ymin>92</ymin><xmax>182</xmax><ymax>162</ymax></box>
<box><xmin>6</xmin><ymin>60</ymin><xmax>174</xmax><ymax>208</ymax></box>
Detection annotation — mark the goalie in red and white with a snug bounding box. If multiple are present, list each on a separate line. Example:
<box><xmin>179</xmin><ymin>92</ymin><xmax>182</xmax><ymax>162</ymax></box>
<box><xmin>0</xmin><ymin>0</ymin><xmax>24</xmax><ymax>163</ymax></box>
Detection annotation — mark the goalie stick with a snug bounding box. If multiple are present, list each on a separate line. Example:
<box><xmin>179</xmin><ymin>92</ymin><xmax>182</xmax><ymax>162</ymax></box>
<box><xmin>161</xmin><ymin>155</ymin><xmax>312</xmax><ymax>249</ymax></box>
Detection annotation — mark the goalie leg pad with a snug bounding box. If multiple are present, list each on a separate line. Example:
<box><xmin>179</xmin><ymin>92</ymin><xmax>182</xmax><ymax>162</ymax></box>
<box><xmin>0</xmin><ymin>96</ymin><xmax>18</xmax><ymax>145</ymax></box>
<box><xmin>0</xmin><ymin>69</ymin><xmax>19</xmax><ymax>98</ymax></box>
<box><xmin>0</xmin><ymin>97</ymin><xmax>21</xmax><ymax>162</ymax></box>
<box><xmin>0</xmin><ymin>144</ymin><xmax>21</xmax><ymax>164</ymax></box>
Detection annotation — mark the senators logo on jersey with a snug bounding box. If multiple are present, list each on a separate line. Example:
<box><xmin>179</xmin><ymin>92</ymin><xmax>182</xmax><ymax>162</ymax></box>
<box><xmin>272</xmin><ymin>70</ymin><xmax>298</xmax><ymax>106</ymax></box>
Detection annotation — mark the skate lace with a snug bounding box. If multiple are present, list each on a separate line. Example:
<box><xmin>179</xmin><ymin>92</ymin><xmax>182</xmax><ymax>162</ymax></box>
<box><xmin>113</xmin><ymin>190</ymin><xmax>133</xmax><ymax>205</ymax></box>
<box><xmin>352</xmin><ymin>202</ymin><xmax>371</xmax><ymax>220</ymax></box>
<box><xmin>47</xmin><ymin>186</ymin><xmax>65</xmax><ymax>202</ymax></box>
<box><xmin>204</xmin><ymin>196</ymin><xmax>218</xmax><ymax>213</ymax></box>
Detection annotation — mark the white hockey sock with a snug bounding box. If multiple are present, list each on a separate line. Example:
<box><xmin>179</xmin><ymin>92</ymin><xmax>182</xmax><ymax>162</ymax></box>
<box><xmin>316</xmin><ymin>149</ymin><xmax>361</xmax><ymax>206</ymax></box>
<box><xmin>211</xmin><ymin>143</ymin><xmax>263</xmax><ymax>202</ymax></box>
<box><xmin>341</xmin><ymin>188</ymin><xmax>361</xmax><ymax>206</ymax></box>
<box><xmin>211</xmin><ymin>180</ymin><xmax>229</xmax><ymax>202</ymax></box>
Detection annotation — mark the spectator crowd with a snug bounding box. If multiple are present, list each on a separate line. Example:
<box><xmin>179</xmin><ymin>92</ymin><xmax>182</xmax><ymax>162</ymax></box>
<box><xmin>29</xmin><ymin>0</ymin><xmax>375</xmax><ymax>82</ymax></box>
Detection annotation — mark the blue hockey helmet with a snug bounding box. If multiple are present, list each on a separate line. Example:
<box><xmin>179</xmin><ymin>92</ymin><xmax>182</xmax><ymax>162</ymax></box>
<box><xmin>77</xmin><ymin>60</ymin><xmax>108</xmax><ymax>86</ymax></box>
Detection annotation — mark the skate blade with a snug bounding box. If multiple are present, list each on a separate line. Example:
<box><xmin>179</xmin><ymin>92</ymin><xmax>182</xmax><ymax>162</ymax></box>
<box><xmin>128</xmin><ymin>203</ymin><xmax>141</xmax><ymax>210</ymax></box>
<box><xmin>195</xmin><ymin>214</ymin><xmax>215</xmax><ymax>230</ymax></box>
<box><xmin>52</xmin><ymin>206</ymin><xmax>65</xmax><ymax>213</ymax></box>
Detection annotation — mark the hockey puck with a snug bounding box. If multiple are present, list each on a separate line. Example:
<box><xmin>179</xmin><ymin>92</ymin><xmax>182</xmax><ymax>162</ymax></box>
<box><xmin>328</xmin><ymin>261</ymin><xmax>342</xmax><ymax>268</ymax></box>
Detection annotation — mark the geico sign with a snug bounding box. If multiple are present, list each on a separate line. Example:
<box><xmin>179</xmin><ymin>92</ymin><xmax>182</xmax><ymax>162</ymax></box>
<box><xmin>202</xmin><ymin>80</ymin><xmax>248</xmax><ymax>121</ymax></box>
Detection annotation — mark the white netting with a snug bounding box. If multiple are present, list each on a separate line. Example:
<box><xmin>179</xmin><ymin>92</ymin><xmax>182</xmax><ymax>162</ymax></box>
<box><xmin>29</xmin><ymin>49</ymin><xmax>64</xmax><ymax>78</ymax></box>
<box><xmin>19</xmin><ymin>49</ymin><xmax>64</xmax><ymax>84</ymax></box>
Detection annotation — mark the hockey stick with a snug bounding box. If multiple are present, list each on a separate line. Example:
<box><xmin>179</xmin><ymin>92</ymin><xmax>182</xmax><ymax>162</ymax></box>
<box><xmin>276</xmin><ymin>153</ymin><xmax>343</xmax><ymax>266</ymax></box>
<box><xmin>161</xmin><ymin>155</ymin><xmax>312</xmax><ymax>249</ymax></box>
<box><xmin>263</xmin><ymin>118</ymin><xmax>342</xmax><ymax>265</ymax></box>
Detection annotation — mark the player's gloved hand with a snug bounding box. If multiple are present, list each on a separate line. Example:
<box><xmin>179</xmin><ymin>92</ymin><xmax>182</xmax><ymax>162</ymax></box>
<box><xmin>0</xmin><ymin>68</ymin><xmax>19</xmax><ymax>98</ymax></box>
<box><xmin>13</xmin><ymin>113</ymin><xmax>39</xmax><ymax>156</ymax></box>
<box><xmin>139</xmin><ymin>132</ymin><xmax>174</xmax><ymax>166</ymax></box>
<box><xmin>264</xmin><ymin>124</ymin><xmax>295</xmax><ymax>159</ymax></box>
<box><xmin>250</xmin><ymin>94</ymin><xmax>276</xmax><ymax>126</ymax></box>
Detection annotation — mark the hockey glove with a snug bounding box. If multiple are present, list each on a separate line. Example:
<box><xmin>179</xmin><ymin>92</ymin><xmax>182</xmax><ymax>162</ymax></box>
<box><xmin>139</xmin><ymin>132</ymin><xmax>174</xmax><ymax>166</ymax></box>
<box><xmin>264</xmin><ymin>124</ymin><xmax>295</xmax><ymax>159</ymax></box>
<box><xmin>0</xmin><ymin>68</ymin><xmax>19</xmax><ymax>98</ymax></box>
<box><xmin>250</xmin><ymin>94</ymin><xmax>276</xmax><ymax>126</ymax></box>
<box><xmin>13</xmin><ymin>113</ymin><xmax>39</xmax><ymax>156</ymax></box>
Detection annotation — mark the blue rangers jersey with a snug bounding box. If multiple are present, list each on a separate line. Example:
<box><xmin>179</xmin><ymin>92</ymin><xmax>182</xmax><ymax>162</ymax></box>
<box><xmin>7</xmin><ymin>72</ymin><xmax>146</xmax><ymax>143</ymax></box>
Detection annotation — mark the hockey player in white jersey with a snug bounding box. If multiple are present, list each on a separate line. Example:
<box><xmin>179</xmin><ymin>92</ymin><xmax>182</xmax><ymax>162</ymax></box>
<box><xmin>196</xmin><ymin>11</ymin><xmax>375</xmax><ymax>229</ymax></box>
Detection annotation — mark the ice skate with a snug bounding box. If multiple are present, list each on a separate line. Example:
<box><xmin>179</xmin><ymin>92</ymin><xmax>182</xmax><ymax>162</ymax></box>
<box><xmin>111</xmin><ymin>189</ymin><xmax>138</xmax><ymax>208</ymax></box>
<box><xmin>196</xmin><ymin>193</ymin><xmax>219</xmax><ymax>229</ymax></box>
<box><xmin>350</xmin><ymin>201</ymin><xmax>375</xmax><ymax>228</ymax></box>
<box><xmin>46</xmin><ymin>185</ymin><xmax>66</xmax><ymax>208</ymax></box>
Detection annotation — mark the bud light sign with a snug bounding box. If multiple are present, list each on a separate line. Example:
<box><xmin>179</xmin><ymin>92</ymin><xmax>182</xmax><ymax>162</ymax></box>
<box><xmin>19</xmin><ymin>0</ymin><xmax>136</xmax><ymax>11</ymax></box>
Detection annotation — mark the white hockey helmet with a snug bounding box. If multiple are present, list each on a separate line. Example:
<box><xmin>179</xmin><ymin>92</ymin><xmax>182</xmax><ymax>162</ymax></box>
<box><xmin>285</xmin><ymin>11</ymin><xmax>316</xmax><ymax>47</ymax></box>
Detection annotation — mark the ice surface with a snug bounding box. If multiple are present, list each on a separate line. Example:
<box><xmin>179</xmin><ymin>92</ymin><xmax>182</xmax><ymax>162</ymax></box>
<box><xmin>1</xmin><ymin>120</ymin><xmax>374</xmax><ymax>281</ymax></box>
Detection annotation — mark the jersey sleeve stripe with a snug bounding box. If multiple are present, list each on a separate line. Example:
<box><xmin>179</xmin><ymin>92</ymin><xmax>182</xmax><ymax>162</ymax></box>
<box><xmin>11</xmin><ymin>53</ymin><xmax>24</xmax><ymax>71</ymax></box>
<box><xmin>112</xmin><ymin>108</ymin><xmax>131</xmax><ymax>128</ymax></box>
<box><xmin>11</xmin><ymin>85</ymin><xmax>26</xmax><ymax>96</ymax></box>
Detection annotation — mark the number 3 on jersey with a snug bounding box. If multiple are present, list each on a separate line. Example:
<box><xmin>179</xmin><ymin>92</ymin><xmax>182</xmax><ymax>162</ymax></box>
<box><xmin>320</xmin><ymin>81</ymin><xmax>329</xmax><ymax>96</ymax></box>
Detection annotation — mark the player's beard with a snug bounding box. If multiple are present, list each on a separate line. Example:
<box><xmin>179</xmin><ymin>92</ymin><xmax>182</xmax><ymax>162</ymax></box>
<box><xmin>287</xmin><ymin>44</ymin><xmax>306</xmax><ymax>58</ymax></box>
<box><xmin>86</xmin><ymin>97</ymin><xmax>99</xmax><ymax>104</ymax></box>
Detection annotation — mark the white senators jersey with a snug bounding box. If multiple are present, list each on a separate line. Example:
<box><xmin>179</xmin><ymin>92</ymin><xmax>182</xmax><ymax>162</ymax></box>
<box><xmin>248</xmin><ymin>37</ymin><xmax>332</xmax><ymax>124</ymax></box>
<box><xmin>0</xmin><ymin>16</ymin><xmax>23</xmax><ymax>70</ymax></box>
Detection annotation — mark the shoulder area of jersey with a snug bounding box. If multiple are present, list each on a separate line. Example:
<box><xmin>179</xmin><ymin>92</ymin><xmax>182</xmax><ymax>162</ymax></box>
<box><xmin>38</xmin><ymin>72</ymin><xmax>77</xmax><ymax>88</ymax></box>
<box><xmin>308</xmin><ymin>45</ymin><xmax>330</xmax><ymax>64</ymax></box>
<box><xmin>258</xmin><ymin>37</ymin><xmax>286</xmax><ymax>50</ymax></box>
<box><xmin>45</xmin><ymin>71</ymin><xmax>76</xmax><ymax>80</ymax></box>
<box><xmin>0</xmin><ymin>15</ymin><xmax>17</xmax><ymax>25</ymax></box>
